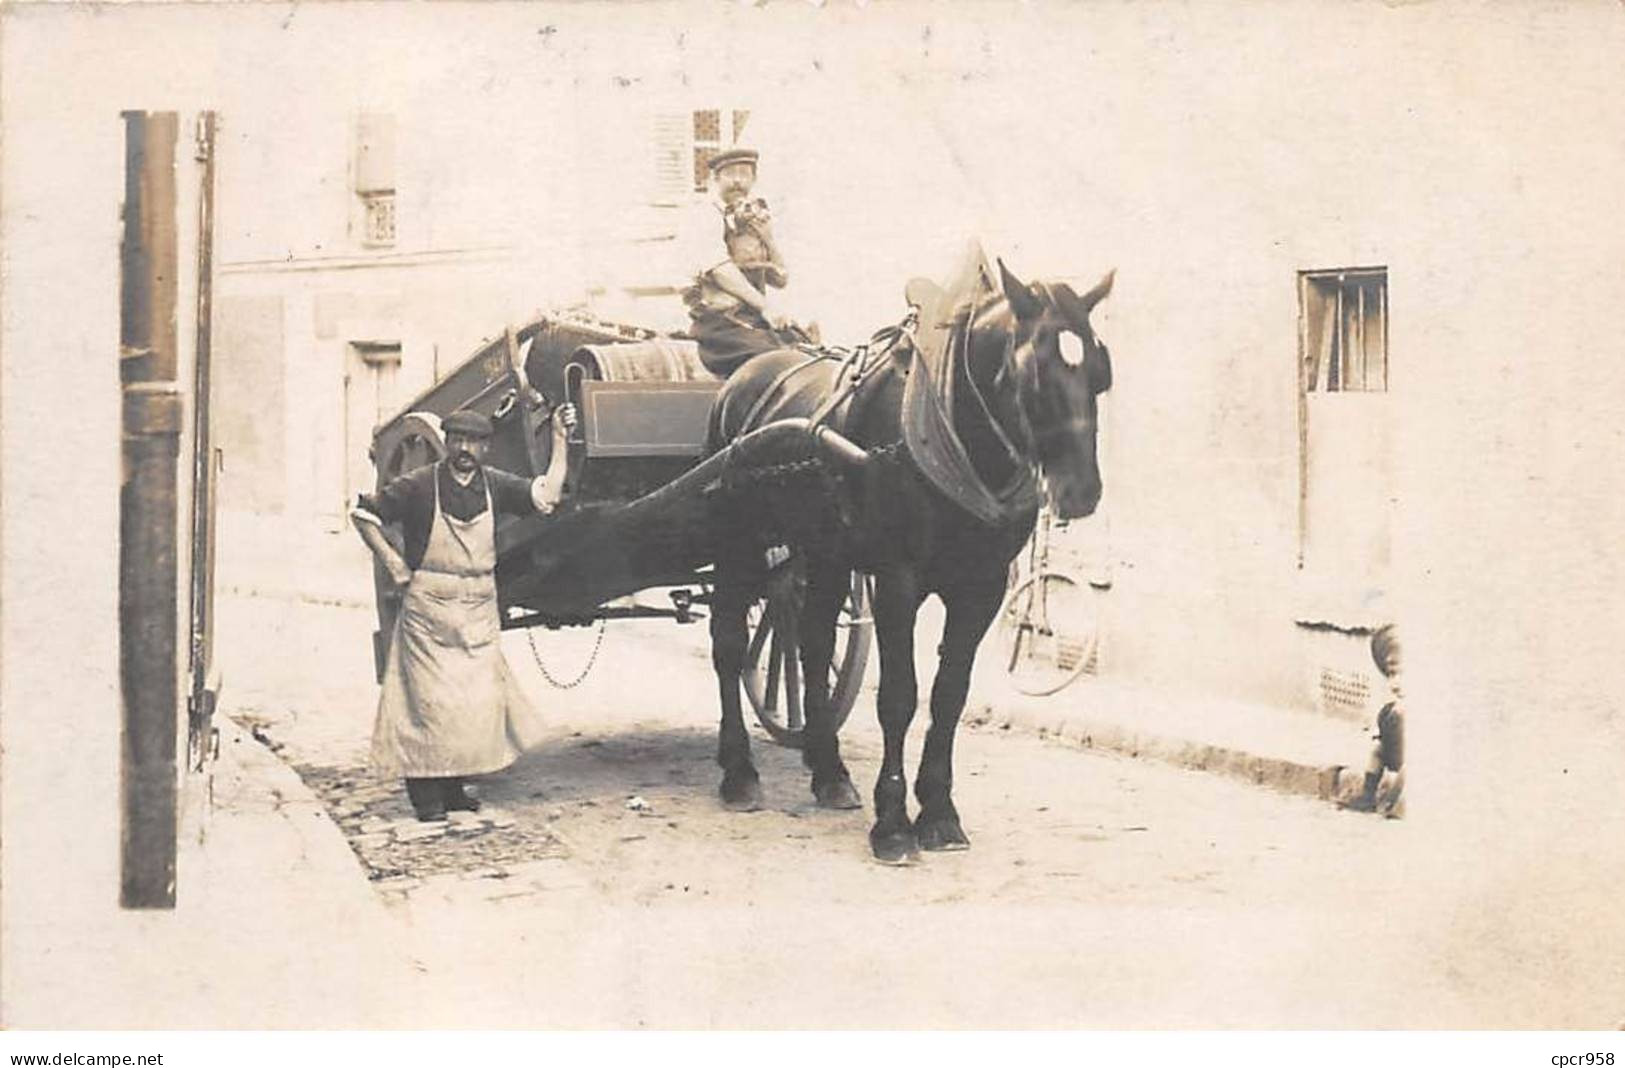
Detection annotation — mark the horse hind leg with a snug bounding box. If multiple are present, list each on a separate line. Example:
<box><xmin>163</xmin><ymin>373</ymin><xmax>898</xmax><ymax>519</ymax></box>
<box><xmin>914</xmin><ymin>577</ymin><xmax>1004</xmax><ymax>852</ymax></box>
<box><xmin>799</xmin><ymin>556</ymin><xmax>861</xmax><ymax>810</ymax></box>
<box><xmin>710</xmin><ymin>565</ymin><xmax>763</xmax><ymax>812</ymax></box>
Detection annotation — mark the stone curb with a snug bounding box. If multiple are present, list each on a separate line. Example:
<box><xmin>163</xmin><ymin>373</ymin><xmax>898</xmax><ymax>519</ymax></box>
<box><xmin>613</xmin><ymin>621</ymin><xmax>1376</xmax><ymax>806</ymax></box>
<box><xmin>214</xmin><ymin>715</ymin><xmax>381</xmax><ymax>893</ymax></box>
<box><xmin>966</xmin><ymin>697</ymin><xmax>1362</xmax><ymax>805</ymax></box>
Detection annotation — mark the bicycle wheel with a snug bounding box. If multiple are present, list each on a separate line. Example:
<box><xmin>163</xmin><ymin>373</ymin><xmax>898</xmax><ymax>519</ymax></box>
<box><xmin>995</xmin><ymin>571</ymin><xmax>1100</xmax><ymax>696</ymax></box>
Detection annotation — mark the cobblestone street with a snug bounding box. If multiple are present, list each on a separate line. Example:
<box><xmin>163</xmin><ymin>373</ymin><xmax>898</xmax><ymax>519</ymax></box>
<box><xmin>293</xmin><ymin>763</ymin><xmax>558</xmax><ymax>895</ymax></box>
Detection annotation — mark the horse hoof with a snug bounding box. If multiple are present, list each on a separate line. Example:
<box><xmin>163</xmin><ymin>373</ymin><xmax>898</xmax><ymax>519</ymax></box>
<box><xmin>869</xmin><ymin>826</ymin><xmax>919</xmax><ymax>866</ymax></box>
<box><xmin>720</xmin><ymin>775</ymin><xmax>763</xmax><ymax>813</ymax></box>
<box><xmin>916</xmin><ymin>817</ymin><xmax>971</xmax><ymax>852</ymax></box>
<box><xmin>813</xmin><ymin>777</ymin><xmax>863</xmax><ymax>810</ymax></box>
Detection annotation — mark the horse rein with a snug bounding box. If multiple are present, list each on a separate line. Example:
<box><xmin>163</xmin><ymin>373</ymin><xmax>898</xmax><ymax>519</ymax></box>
<box><xmin>956</xmin><ymin>284</ymin><xmax>1041</xmax><ymax>491</ymax></box>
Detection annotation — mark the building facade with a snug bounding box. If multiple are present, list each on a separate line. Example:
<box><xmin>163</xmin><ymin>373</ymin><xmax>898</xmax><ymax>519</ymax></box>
<box><xmin>204</xmin><ymin>1</ymin><xmax>1625</xmax><ymax>744</ymax></box>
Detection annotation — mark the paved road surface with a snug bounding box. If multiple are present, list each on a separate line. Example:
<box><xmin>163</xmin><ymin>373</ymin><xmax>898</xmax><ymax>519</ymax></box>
<box><xmin>218</xmin><ymin>593</ymin><xmax>1622</xmax><ymax>1029</ymax></box>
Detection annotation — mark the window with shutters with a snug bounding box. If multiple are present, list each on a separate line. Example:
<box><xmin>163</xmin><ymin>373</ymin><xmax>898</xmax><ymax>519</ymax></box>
<box><xmin>1296</xmin><ymin>266</ymin><xmax>1393</xmax><ymax>584</ymax></box>
<box><xmin>651</xmin><ymin>108</ymin><xmax>751</xmax><ymax>204</ymax></box>
<box><xmin>1301</xmin><ymin>268</ymin><xmax>1388</xmax><ymax>393</ymax></box>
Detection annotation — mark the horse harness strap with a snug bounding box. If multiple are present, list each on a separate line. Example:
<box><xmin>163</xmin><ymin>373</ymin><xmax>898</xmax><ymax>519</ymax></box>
<box><xmin>954</xmin><ymin>330</ymin><xmax>1042</xmax><ymax>520</ymax></box>
<box><xmin>804</xmin><ymin>313</ymin><xmax>915</xmax><ymax>433</ymax></box>
<box><xmin>736</xmin><ymin>352</ymin><xmax>833</xmax><ymax>435</ymax></box>
<box><xmin>736</xmin><ymin>312</ymin><xmax>914</xmax><ymax>444</ymax></box>
<box><xmin>957</xmin><ymin>306</ymin><xmax>1033</xmax><ymax>482</ymax></box>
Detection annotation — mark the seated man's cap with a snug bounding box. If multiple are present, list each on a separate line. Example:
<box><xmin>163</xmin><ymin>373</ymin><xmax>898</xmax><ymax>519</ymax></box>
<box><xmin>443</xmin><ymin>409</ymin><xmax>494</xmax><ymax>439</ymax></box>
<box><xmin>708</xmin><ymin>146</ymin><xmax>759</xmax><ymax>173</ymax></box>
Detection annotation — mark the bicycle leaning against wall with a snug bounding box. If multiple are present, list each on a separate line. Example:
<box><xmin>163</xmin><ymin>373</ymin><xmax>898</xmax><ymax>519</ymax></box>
<box><xmin>993</xmin><ymin>504</ymin><xmax>1106</xmax><ymax>696</ymax></box>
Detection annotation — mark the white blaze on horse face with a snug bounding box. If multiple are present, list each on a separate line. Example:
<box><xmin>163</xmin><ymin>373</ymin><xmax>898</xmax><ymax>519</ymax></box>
<box><xmin>1057</xmin><ymin>330</ymin><xmax>1086</xmax><ymax>368</ymax></box>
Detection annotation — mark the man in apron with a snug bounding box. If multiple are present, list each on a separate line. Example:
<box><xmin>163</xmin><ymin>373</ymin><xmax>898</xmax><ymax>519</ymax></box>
<box><xmin>350</xmin><ymin>406</ymin><xmax>575</xmax><ymax>821</ymax></box>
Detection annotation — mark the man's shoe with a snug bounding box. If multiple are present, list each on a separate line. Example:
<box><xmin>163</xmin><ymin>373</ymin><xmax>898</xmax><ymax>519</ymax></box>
<box><xmin>405</xmin><ymin>777</ymin><xmax>448</xmax><ymax>821</ymax></box>
<box><xmin>443</xmin><ymin>780</ymin><xmax>482</xmax><ymax>813</ymax></box>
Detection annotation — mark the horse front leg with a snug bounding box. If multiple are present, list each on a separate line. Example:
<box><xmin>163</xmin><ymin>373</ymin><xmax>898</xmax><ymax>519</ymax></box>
<box><xmin>710</xmin><ymin>564</ymin><xmax>763</xmax><ymax>812</ymax></box>
<box><xmin>799</xmin><ymin>555</ymin><xmax>861</xmax><ymax>809</ymax></box>
<box><xmin>869</xmin><ymin>568</ymin><xmax>923</xmax><ymax>863</ymax></box>
<box><xmin>915</xmin><ymin>574</ymin><xmax>1004</xmax><ymax>852</ymax></box>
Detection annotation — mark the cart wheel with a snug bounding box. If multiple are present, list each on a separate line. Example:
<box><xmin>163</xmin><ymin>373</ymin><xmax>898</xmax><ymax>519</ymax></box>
<box><xmin>379</xmin><ymin>412</ymin><xmax>447</xmax><ymax>483</ymax></box>
<box><xmin>369</xmin><ymin>413</ymin><xmax>448</xmax><ymax>683</ymax></box>
<box><xmin>743</xmin><ymin>566</ymin><xmax>872</xmax><ymax>749</ymax></box>
<box><xmin>995</xmin><ymin>571</ymin><xmax>1100</xmax><ymax>696</ymax></box>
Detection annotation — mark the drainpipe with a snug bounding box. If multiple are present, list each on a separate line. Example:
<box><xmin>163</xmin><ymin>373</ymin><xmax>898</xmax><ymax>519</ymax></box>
<box><xmin>119</xmin><ymin>111</ymin><xmax>181</xmax><ymax>909</ymax></box>
<box><xmin>187</xmin><ymin>112</ymin><xmax>219</xmax><ymax>773</ymax></box>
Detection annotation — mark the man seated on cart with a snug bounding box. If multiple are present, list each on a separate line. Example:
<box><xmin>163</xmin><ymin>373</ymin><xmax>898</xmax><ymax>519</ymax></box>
<box><xmin>350</xmin><ymin>404</ymin><xmax>576</xmax><ymax>822</ymax></box>
<box><xmin>675</xmin><ymin>144</ymin><xmax>813</xmax><ymax>376</ymax></box>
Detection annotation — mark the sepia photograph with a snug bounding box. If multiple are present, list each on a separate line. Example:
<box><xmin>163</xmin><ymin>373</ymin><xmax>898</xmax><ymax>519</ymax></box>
<box><xmin>2</xmin><ymin>0</ymin><xmax>1623</xmax><ymax>1054</ymax></box>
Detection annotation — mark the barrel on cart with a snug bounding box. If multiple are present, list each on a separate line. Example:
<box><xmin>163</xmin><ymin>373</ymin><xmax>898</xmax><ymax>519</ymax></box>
<box><xmin>365</xmin><ymin>312</ymin><xmax>871</xmax><ymax>747</ymax></box>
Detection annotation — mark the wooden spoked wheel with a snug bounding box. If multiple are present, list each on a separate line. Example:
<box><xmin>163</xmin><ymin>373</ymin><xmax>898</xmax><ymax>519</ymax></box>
<box><xmin>378</xmin><ymin>412</ymin><xmax>447</xmax><ymax>485</ymax></box>
<box><xmin>743</xmin><ymin>565</ymin><xmax>872</xmax><ymax>749</ymax></box>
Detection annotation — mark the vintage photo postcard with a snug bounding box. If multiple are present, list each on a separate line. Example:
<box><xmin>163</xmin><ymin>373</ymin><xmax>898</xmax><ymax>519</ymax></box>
<box><xmin>2</xmin><ymin>0</ymin><xmax>1623</xmax><ymax>1050</ymax></box>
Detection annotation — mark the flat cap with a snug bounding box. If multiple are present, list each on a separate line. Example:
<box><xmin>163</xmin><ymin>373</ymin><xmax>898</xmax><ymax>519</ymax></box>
<box><xmin>442</xmin><ymin>409</ymin><xmax>494</xmax><ymax>439</ymax></box>
<box><xmin>708</xmin><ymin>146</ymin><xmax>759</xmax><ymax>172</ymax></box>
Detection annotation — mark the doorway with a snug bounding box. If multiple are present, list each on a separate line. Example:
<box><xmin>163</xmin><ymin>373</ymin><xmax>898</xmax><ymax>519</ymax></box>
<box><xmin>343</xmin><ymin>340</ymin><xmax>402</xmax><ymax>512</ymax></box>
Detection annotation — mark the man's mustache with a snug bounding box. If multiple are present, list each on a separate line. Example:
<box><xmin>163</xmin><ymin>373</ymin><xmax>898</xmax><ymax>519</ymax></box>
<box><xmin>450</xmin><ymin>449</ymin><xmax>479</xmax><ymax>467</ymax></box>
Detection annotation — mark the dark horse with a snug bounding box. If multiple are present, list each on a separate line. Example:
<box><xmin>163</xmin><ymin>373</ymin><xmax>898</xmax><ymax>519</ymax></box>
<box><xmin>705</xmin><ymin>253</ymin><xmax>1115</xmax><ymax>862</ymax></box>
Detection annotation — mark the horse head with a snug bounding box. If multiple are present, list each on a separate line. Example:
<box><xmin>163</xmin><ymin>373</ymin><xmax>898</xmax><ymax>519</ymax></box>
<box><xmin>996</xmin><ymin>259</ymin><xmax>1115</xmax><ymax>521</ymax></box>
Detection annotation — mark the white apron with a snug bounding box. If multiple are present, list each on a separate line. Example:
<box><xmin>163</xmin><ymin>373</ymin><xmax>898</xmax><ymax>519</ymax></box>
<box><xmin>370</xmin><ymin>469</ymin><xmax>545</xmax><ymax>777</ymax></box>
